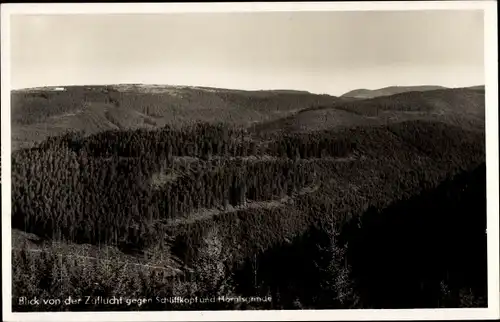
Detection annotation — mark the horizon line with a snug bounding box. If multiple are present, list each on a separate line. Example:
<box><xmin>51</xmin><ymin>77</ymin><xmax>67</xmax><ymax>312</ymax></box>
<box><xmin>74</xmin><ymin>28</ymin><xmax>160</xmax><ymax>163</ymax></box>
<box><xmin>10</xmin><ymin>82</ymin><xmax>486</xmax><ymax>97</ymax></box>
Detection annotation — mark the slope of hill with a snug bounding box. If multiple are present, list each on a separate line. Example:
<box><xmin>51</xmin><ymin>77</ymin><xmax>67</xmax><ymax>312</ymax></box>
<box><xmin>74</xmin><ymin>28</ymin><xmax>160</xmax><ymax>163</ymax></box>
<box><xmin>467</xmin><ymin>85</ymin><xmax>486</xmax><ymax>91</ymax></box>
<box><xmin>255</xmin><ymin>87</ymin><xmax>485</xmax><ymax>134</ymax></box>
<box><xmin>11</xmin><ymin>85</ymin><xmax>338</xmax><ymax>150</ymax></box>
<box><xmin>246</xmin><ymin>161</ymin><xmax>486</xmax><ymax>309</ymax></box>
<box><xmin>341</xmin><ymin>85</ymin><xmax>448</xmax><ymax>99</ymax></box>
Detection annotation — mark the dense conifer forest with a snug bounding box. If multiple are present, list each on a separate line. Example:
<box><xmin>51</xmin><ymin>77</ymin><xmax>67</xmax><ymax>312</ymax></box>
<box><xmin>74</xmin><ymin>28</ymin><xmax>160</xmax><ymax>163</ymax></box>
<box><xmin>10</xmin><ymin>85</ymin><xmax>487</xmax><ymax>311</ymax></box>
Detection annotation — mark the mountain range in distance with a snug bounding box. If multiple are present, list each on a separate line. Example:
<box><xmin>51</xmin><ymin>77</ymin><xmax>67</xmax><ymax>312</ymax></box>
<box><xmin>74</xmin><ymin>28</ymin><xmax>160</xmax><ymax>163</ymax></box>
<box><xmin>341</xmin><ymin>85</ymin><xmax>485</xmax><ymax>99</ymax></box>
<box><xmin>13</xmin><ymin>83</ymin><xmax>485</xmax><ymax>97</ymax></box>
<box><xmin>10</xmin><ymin>83</ymin><xmax>485</xmax><ymax>151</ymax></box>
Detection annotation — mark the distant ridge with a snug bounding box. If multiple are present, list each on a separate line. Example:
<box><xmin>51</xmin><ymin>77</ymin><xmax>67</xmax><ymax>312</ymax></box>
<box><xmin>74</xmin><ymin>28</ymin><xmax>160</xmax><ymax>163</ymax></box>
<box><xmin>10</xmin><ymin>83</ymin><xmax>339</xmax><ymax>150</ymax></box>
<box><xmin>466</xmin><ymin>85</ymin><xmax>485</xmax><ymax>91</ymax></box>
<box><xmin>341</xmin><ymin>85</ymin><xmax>448</xmax><ymax>99</ymax></box>
<box><xmin>267</xmin><ymin>89</ymin><xmax>313</xmax><ymax>94</ymax></box>
<box><xmin>13</xmin><ymin>84</ymin><xmax>314</xmax><ymax>96</ymax></box>
<box><xmin>255</xmin><ymin>87</ymin><xmax>485</xmax><ymax>134</ymax></box>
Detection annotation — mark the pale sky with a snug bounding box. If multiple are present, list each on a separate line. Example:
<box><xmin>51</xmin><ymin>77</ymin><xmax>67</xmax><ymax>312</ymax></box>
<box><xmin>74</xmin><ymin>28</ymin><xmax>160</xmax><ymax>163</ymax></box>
<box><xmin>10</xmin><ymin>10</ymin><xmax>484</xmax><ymax>96</ymax></box>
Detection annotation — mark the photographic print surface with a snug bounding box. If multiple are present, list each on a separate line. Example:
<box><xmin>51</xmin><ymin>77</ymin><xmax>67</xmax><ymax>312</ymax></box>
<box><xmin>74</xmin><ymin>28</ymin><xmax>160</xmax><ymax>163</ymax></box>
<box><xmin>2</xmin><ymin>2</ymin><xmax>498</xmax><ymax>320</ymax></box>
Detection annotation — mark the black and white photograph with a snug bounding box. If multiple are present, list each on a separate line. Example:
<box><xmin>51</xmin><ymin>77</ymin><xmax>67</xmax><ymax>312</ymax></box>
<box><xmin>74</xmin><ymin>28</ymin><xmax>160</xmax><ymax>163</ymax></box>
<box><xmin>1</xmin><ymin>2</ymin><xmax>499</xmax><ymax>321</ymax></box>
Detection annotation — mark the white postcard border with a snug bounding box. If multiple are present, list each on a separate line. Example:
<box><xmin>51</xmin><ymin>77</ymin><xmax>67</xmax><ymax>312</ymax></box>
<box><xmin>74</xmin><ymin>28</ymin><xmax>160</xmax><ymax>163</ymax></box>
<box><xmin>2</xmin><ymin>2</ymin><xmax>498</xmax><ymax>321</ymax></box>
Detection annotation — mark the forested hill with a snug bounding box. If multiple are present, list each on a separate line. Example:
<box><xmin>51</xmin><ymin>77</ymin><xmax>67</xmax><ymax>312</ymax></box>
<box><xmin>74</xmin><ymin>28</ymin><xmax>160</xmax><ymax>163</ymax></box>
<box><xmin>11</xmin><ymin>84</ymin><xmax>339</xmax><ymax>150</ymax></box>
<box><xmin>341</xmin><ymin>85</ymin><xmax>448</xmax><ymax>99</ymax></box>
<box><xmin>11</xmin><ymin>85</ymin><xmax>485</xmax><ymax>150</ymax></box>
<box><xmin>340</xmin><ymin>84</ymin><xmax>483</xmax><ymax>99</ymax></box>
<box><xmin>254</xmin><ymin>87</ymin><xmax>485</xmax><ymax>134</ymax></box>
